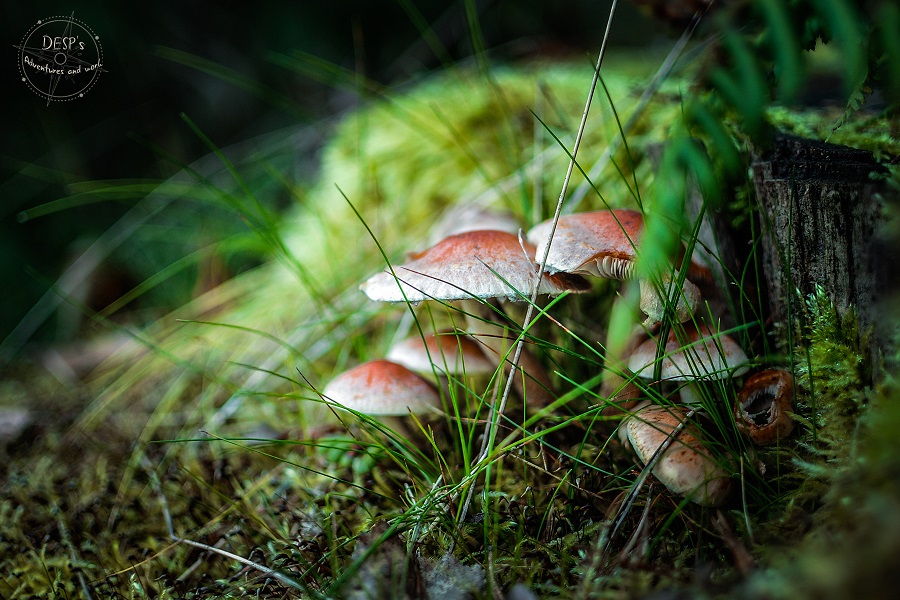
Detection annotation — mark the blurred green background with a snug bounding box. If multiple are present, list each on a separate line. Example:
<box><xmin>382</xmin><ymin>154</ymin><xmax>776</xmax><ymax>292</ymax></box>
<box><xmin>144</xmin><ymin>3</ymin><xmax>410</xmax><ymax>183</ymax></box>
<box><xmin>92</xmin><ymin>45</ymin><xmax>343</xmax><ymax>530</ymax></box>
<box><xmin>1</xmin><ymin>0</ymin><xmax>665</xmax><ymax>356</ymax></box>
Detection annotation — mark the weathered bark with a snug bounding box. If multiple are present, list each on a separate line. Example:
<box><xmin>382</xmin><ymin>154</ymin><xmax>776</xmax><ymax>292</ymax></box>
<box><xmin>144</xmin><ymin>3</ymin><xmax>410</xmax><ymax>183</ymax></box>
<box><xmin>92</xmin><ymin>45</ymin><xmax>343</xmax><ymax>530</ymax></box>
<box><xmin>752</xmin><ymin>134</ymin><xmax>889</xmax><ymax>367</ymax></box>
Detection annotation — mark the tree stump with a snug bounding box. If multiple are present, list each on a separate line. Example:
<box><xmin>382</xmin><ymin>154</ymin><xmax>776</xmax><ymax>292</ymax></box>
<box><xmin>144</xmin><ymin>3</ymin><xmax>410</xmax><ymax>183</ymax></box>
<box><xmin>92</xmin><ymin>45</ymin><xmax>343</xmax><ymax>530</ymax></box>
<box><xmin>752</xmin><ymin>134</ymin><xmax>890</xmax><ymax>370</ymax></box>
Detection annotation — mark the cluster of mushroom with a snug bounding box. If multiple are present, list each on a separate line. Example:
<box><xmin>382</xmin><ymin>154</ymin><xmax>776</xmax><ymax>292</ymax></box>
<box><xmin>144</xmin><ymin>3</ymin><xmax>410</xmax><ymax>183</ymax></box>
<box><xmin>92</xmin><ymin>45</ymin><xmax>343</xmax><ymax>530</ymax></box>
<box><xmin>532</xmin><ymin>209</ymin><xmax>798</xmax><ymax>506</ymax></box>
<box><xmin>522</xmin><ymin>210</ymin><xmax>727</xmax><ymax>506</ymax></box>
<box><xmin>524</xmin><ymin>209</ymin><xmax>796</xmax><ymax>506</ymax></box>
<box><xmin>320</xmin><ymin>207</ymin><xmax>796</xmax><ymax>507</ymax></box>
<box><xmin>618</xmin><ymin>345</ymin><xmax>796</xmax><ymax>506</ymax></box>
<box><xmin>322</xmin><ymin>210</ymin><xmax>591</xmax><ymax>430</ymax></box>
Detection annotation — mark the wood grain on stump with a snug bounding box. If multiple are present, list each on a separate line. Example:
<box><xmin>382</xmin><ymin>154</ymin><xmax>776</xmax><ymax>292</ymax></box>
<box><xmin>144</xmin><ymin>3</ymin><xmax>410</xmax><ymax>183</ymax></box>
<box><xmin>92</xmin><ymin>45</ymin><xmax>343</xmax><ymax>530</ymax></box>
<box><xmin>752</xmin><ymin>134</ymin><xmax>889</xmax><ymax>367</ymax></box>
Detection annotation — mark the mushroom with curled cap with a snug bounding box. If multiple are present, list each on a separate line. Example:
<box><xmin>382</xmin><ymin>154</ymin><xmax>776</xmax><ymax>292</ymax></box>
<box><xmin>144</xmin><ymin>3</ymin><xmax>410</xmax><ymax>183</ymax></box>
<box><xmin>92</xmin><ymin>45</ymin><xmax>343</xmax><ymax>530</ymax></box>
<box><xmin>526</xmin><ymin>209</ymin><xmax>708</xmax><ymax>327</ymax></box>
<box><xmin>627</xmin><ymin>322</ymin><xmax>749</xmax><ymax>406</ymax></box>
<box><xmin>362</xmin><ymin>229</ymin><xmax>590</xmax><ymax>408</ymax></box>
<box><xmin>620</xmin><ymin>400</ymin><xmax>733</xmax><ymax>506</ymax></box>
<box><xmin>734</xmin><ymin>369</ymin><xmax>795</xmax><ymax>445</ymax></box>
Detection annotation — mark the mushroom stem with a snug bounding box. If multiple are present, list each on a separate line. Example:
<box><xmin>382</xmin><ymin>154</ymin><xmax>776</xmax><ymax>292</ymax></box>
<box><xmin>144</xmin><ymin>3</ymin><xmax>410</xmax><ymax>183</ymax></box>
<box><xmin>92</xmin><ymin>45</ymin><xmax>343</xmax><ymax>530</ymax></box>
<box><xmin>676</xmin><ymin>382</ymin><xmax>704</xmax><ymax>406</ymax></box>
<box><xmin>601</xmin><ymin>313</ymin><xmax>647</xmax><ymax>415</ymax></box>
<box><xmin>638</xmin><ymin>273</ymin><xmax>701</xmax><ymax>328</ymax></box>
<box><xmin>459</xmin><ymin>299</ymin><xmax>555</xmax><ymax>410</ymax></box>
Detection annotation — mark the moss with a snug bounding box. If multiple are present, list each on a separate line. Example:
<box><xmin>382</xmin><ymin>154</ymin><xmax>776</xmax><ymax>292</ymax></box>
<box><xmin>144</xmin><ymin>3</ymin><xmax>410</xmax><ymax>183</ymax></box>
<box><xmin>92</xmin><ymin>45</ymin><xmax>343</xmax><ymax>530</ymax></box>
<box><xmin>742</xmin><ymin>360</ymin><xmax>900</xmax><ymax>600</ymax></box>
<box><xmin>3</xmin><ymin>52</ymin><xmax>896</xmax><ymax>597</ymax></box>
<box><xmin>745</xmin><ymin>285</ymin><xmax>895</xmax><ymax>598</ymax></box>
<box><xmin>793</xmin><ymin>284</ymin><xmax>867</xmax><ymax>458</ymax></box>
<box><xmin>279</xmin><ymin>59</ymin><xmax>681</xmax><ymax>284</ymax></box>
<box><xmin>766</xmin><ymin>105</ymin><xmax>900</xmax><ymax>160</ymax></box>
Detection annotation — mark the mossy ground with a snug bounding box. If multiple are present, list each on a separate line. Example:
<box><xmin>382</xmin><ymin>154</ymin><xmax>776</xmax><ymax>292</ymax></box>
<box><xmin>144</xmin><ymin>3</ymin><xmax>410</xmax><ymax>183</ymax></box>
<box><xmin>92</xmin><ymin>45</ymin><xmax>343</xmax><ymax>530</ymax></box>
<box><xmin>1</xmin><ymin>52</ymin><xmax>898</xmax><ymax>598</ymax></box>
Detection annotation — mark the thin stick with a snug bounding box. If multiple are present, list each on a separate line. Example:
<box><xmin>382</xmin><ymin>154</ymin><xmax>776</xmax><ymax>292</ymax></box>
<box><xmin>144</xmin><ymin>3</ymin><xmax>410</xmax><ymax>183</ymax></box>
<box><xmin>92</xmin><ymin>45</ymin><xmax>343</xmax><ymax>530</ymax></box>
<box><xmin>565</xmin><ymin>9</ymin><xmax>703</xmax><ymax>214</ymax></box>
<box><xmin>54</xmin><ymin>510</ymin><xmax>93</xmax><ymax>600</ymax></box>
<box><xmin>171</xmin><ymin>535</ymin><xmax>304</xmax><ymax>590</ymax></box>
<box><xmin>472</xmin><ymin>0</ymin><xmax>619</xmax><ymax>469</ymax></box>
<box><xmin>149</xmin><ymin>460</ymin><xmax>306</xmax><ymax>592</ymax></box>
<box><xmin>533</xmin><ymin>80</ymin><xmax>545</xmax><ymax>226</ymax></box>
<box><xmin>617</xmin><ymin>484</ymin><xmax>654</xmax><ymax>565</ymax></box>
<box><xmin>712</xmin><ymin>509</ymin><xmax>756</xmax><ymax>576</ymax></box>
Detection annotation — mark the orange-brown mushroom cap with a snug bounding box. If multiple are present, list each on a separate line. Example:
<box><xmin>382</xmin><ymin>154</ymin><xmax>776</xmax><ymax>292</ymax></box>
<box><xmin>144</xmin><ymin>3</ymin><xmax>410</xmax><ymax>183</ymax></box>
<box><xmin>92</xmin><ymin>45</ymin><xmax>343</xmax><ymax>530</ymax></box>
<box><xmin>322</xmin><ymin>360</ymin><xmax>442</xmax><ymax>416</ymax></box>
<box><xmin>386</xmin><ymin>331</ymin><xmax>495</xmax><ymax>376</ymax></box>
<box><xmin>527</xmin><ymin>210</ymin><xmax>707</xmax><ymax>324</ymax></box>
<box><xmin>527</xmin><ymin>209</ymin><xmax>645</xmax><ymax>278</ymax></box>
<box><xmin>361</xmin><ymin>230</ymin><xmax>590</xmax><ymax>303</ymax></box>
<box><xmin>734</xmin><ymin>369</ymin><xmax>795</xmax><ymax>445</ymax></box>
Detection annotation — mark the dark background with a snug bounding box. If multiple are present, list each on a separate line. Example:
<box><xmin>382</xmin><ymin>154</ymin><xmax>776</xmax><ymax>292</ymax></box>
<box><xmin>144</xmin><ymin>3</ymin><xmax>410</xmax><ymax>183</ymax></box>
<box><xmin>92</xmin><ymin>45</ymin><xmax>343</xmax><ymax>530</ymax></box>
<box><xmin>0</xmin><ymin>1</ymin><xmax>667</xmax><ymax>354</ymax></box>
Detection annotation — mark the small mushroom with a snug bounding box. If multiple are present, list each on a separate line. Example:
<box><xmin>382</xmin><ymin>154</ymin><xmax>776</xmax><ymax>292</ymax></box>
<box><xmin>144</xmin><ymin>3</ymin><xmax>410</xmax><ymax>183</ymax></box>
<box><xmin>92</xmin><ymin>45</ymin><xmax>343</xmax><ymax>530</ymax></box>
<box><xmin>622</xmin><ymin>401</ymin><xmax>733</xmax><ymax>506</ymax></box>
<box><xmin>387</xmin><ymin>331</ymin><xmax>495</xmax><ymax>377</ymax></box>
<box><xmin>426</xmin><ymin>205</ymin><xmax>522</xmax><ymax>245</ymax></box>
<box><xmin>386</xmin><ymin>331</ymin><xmax>500</xmax><ymax>416</ymax></box>
<box><xmin>628</xmin><ymin>322</ymin><xmax>749</xmax><ymax>406</ymax></box>
<box><xmin>734</xmin><ymin>369</ymin><xmax>794</xmax><ymax>445</ymax></box>
<box><xmin>322</xmin><ymin>359</ymin><xmax>442</xmax><ymax>420</ymax></box>
<box><xmin>637</xmin><ymin>272</ymin><xmax>701</xmax><ymax>328</ymax></box>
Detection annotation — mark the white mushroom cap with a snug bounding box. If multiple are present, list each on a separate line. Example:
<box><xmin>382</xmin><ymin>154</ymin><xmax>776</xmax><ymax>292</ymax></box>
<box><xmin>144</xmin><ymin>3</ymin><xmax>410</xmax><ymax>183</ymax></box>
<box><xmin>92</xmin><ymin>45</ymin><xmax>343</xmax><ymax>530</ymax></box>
<box><xmin>638</xmin><ymin>274</ymin><xmax>702</xmax><ymax>327</ymax></box>
<box><xmin>627</xmin><ymin>323</ymin><xmax>749</xmax><ymax>383</ymax></box>
<box><xmin>386</xmin><ymin>331</ymin><xmax>495</xmax><ymax>376</ymax></box>
<box><xmin>361</xmin><ymin>230</ymin><xmax>590</xmax><ymax>303</ymax></box>
<box><xmin>322</xmin><ymin>360</ymin><xmax>442</xmax><ymax>416</ymax></box>
<box><xmin>624</xmin><ymin>402</ymin><xmax>733</xmax><ymax>506</ymax></box>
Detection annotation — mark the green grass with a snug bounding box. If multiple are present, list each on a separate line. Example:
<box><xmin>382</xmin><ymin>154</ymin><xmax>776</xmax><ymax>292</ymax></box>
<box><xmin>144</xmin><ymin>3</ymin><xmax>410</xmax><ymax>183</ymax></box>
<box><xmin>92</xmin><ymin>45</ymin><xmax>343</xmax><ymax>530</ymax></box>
<box><xmin>2</xmin><ymin>5</ymin><xmax>898</xmax><ymax>596</ymax></box>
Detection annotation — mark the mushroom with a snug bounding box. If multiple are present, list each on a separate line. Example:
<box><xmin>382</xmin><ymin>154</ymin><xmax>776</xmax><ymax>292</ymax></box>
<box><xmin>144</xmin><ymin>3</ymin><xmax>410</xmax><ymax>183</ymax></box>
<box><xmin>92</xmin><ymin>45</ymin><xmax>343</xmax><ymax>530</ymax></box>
<box><xmin>526</xmin><ymin>209</ymin><xmax>708</xmax><ymax>326</ymax></box>
<box><xmin>621</xmin><ymin>401</ymin><xmax>733</xmax><ymax>506</ymax></box>
<box><xmin>527</xmin><ymin>210</ymin><xmax>712</xmax><ymax>415</ymax></box>
<box><xmin>387</xmin><ymin>330</ymin><xmax>558</xmax><ymax>419</ymax></box>
<box><xmin>362</xmin><ymin>229</ymin><xmax>589</xmax><ymax>304</ymax></box>
<box><xmin>387</xmin><ymin>330</ymin><xmax>493</xmax><ymax>410</ymax></box>
<box><xmin>322</xmin><ymin>359</ymin><xmax>443</xmax><ymax>428</ymax></box>
<box><xmin>361</xmin><ymin>229</ymin><xmax>590</xmax><ymax>408</ymax></box>
<box><xmin>627</xmin><ymin>322</ymin><xmax>749</xmax><ymax>406</ymax></box>
<box><xmin>734</xmin><ymin>369</ymin><xmax>795</xmax><ymax>445</ymax></box>
<box><xmin>386</xmin><ymin>331</ymin><xmax>495</xmax><ymax>377</ymax></box>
